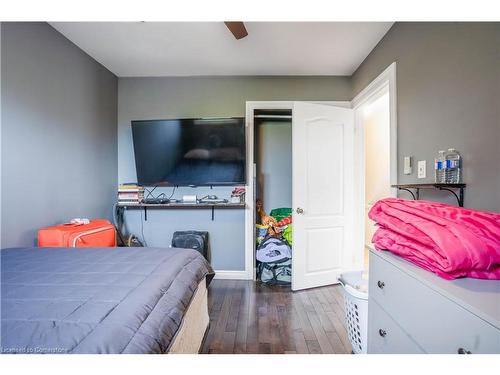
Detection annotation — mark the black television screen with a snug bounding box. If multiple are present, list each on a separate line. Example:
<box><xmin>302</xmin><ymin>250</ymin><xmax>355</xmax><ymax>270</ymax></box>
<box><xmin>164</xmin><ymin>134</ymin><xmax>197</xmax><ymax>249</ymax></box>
<box><xmin>131</xmin><ymin>117</ymin><xmax>246</xmax><ymax>186</ymax></box>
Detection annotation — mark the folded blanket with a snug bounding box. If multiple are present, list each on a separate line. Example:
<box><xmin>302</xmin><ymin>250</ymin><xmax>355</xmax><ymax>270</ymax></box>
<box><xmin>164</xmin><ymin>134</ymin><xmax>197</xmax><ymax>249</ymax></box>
<box><xmin>368</xmin><ymin>198</ymin><xmax>500</xmax><ymax>279</ymax></box>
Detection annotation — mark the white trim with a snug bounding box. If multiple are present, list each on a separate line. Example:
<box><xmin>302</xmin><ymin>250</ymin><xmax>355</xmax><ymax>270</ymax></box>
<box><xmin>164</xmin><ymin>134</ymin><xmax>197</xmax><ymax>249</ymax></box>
<box><xmin>351</xmin><ymin>62</ymin><xmax>398</xmax><ymax>270</ymax></box>
<box><xmin>244</xmin><ymin>100</ymin><xmax>350</xmax><ymax>281</ymax></box>
<box><xmin>213</xmin><ymin>270</ymin><xmax>249</xmax><ymax>280</ymax></box>
<box><xmin>352</xmin><ymin>62</ymin><xmax>397</xmax><ymax>188</ymax></box>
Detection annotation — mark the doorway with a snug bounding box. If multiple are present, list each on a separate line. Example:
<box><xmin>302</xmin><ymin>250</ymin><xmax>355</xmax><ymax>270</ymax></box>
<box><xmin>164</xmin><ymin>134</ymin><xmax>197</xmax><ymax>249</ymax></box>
<box><xmin>362</xmin><ymin>92</ymin><xmax>391</xmax><ymax>266</ymax></box>
<box><xmin>245</xmin><ymin>101</ymin><xmax>355</xmax><ymax>291</ymax></box>
<box><xmin>253</xmin><ymin>109</ymin><xmax>293</xmax><ymax>285</ymax></box>
<box><xmin>352</xmin><ymin>62</ymin><xmax>398</xmax><ymax>269</ymax></box>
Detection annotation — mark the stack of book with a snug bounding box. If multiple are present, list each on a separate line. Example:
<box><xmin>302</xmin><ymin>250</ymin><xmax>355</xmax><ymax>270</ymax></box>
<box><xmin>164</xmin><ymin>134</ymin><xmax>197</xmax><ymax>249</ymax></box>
<box><xmin>118</xmin><ymin>184</ymin><xmax>144</xmax><ymax>205</ymax></box>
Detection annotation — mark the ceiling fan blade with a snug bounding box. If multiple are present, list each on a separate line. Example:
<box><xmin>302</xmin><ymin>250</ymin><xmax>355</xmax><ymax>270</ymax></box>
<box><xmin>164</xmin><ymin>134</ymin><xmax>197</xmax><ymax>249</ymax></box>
<box><xmin>224</xmin><ymin>22</ymin><xmax>248</xmax><ymax>40</ymax></box>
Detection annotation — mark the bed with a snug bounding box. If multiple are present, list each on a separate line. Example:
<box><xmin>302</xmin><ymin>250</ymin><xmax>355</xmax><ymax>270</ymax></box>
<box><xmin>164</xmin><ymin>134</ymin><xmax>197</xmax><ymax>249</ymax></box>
<box><xmin>0</xmin><ymin>246</ymin><xmax>214</xmax><ymax>354</ymax></box>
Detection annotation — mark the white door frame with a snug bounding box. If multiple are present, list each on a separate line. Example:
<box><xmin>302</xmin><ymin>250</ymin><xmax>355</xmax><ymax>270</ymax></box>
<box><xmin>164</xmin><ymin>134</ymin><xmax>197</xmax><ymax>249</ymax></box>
<box><xmin>351</xmin><ymin>62</ymin><xmax>398</xmax><ymax>264</ymax></box>
<box><xmin>244</xmin><ymin>101</ymin><xmax>350</xmax><ymax>280</ymax></box>
<box><xmin>243</xmin><ymin>62</ymin><xmax>397</xmax><ymax>281</ymax></box>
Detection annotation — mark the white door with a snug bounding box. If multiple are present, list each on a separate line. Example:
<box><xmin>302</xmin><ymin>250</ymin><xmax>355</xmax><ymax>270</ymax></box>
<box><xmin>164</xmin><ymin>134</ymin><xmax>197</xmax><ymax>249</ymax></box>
<box><xmin>292</xmin><ymin>102</ymin><xmax>355</xmax><ymax>291</ymax></box>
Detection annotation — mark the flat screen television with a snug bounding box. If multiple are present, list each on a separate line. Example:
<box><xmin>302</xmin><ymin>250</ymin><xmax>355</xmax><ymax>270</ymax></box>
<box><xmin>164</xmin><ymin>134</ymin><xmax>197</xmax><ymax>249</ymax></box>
<box><xmin>131</xmin><ymin>117</ymin><xmax>246</xmax><ymax>186</ymax></box>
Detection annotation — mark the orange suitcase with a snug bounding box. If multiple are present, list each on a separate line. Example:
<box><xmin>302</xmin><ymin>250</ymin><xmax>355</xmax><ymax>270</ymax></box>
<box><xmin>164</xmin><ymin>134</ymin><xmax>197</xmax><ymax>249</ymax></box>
<box><xmin>38</xmin><ymin>219</ymin><xmax>116</xmax><ymax>248</ymax></box>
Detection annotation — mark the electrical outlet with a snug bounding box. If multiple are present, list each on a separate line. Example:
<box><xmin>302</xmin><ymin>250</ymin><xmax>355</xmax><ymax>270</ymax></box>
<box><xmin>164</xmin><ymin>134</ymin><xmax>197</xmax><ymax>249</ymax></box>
<box><xmin>417</xmin><ymin>160</ymin><xmax>426</xmax><ymax>179</ymax></box>
<box><xmin>404</xmin><ymin>156</ymin><xmax>412</xmax><ymax>175</ymax></box>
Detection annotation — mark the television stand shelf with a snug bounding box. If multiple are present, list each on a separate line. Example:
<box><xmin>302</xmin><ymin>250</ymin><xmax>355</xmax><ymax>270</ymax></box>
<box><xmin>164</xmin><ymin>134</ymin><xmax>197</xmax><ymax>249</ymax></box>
<box><xmin>116</xmin><ymin>201</ymin><xmax>246</xmax><ymax>221</ymax></box>
<box><xmin>391</xmin><ymin>183</ymin><xmax>466</xmax><ymax>207</ymax></box>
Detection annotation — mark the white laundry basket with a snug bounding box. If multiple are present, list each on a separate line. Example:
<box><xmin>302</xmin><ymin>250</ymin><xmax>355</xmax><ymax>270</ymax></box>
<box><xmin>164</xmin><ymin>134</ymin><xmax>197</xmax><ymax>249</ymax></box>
<box><xmin>339</xmin><ymin>270</ymin><xmax>368</xmax><ymax>354</ymax></box>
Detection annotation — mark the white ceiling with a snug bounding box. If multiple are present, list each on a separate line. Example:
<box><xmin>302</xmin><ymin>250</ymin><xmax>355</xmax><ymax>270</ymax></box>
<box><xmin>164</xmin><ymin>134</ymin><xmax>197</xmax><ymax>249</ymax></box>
<box><xmin>50</xmin><ymin>22</ymin><xmax>393</xmax><ymax>77</ymax></box>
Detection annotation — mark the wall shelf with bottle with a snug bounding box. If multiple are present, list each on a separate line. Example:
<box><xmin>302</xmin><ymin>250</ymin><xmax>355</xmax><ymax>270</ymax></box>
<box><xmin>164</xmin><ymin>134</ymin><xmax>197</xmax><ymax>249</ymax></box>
<box><xmin>391</xmin><ymin>183</ymin><xmax>466</xmax><ymax>207</ymax></box>
<box><xmin>434</xmin><ymin>148</ymin><xmax>462</xmax><ymax>184</ymax></box>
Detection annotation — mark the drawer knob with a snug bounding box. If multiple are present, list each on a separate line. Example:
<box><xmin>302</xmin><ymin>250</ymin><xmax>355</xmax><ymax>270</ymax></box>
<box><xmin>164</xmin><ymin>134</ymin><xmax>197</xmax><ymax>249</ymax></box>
<box><xmin>457</xmin><ymin>348</ymin><xmax>471</xmax><ymax>354</ymax></box>
<box><xmin>378</xmin><ymin>329</ymin><xmax>387</xmax><ymax>337</ymax></box>
<box><xmin>377</xmin><ymin>280</ymin><xmax>385</xmax><ymax>289</ymax></box>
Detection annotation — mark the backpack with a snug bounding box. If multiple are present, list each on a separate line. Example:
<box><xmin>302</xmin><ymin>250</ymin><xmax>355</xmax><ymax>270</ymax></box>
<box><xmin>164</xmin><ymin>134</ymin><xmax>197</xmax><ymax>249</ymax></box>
<box><xmin>257</xmin><ymin>258</ymin><xmax>292</xmax><ymax>285</ymax></box>
<box><xmin>256</xmin><ymin>236</ymin><xmax>292</xmax><ymax>263</ymax></box>
<box><xmin>171</xmin><ymin>231</ymin><xmax>209</xmax><ymax>260</ymax></box>
<box><xmin>256</xmin><ymin>236</ymin><xmax>292</xmax><ymax>285</ymax></box>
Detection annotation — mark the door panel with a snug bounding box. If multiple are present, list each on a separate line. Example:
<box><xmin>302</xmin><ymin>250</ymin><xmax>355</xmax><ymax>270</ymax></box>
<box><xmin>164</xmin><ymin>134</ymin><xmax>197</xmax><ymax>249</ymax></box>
<box><xmin>306</xmin><ymin>227</ymin><xmax>342</xmax><ymax>273</ymax></box>
<box><xmin>305</xmin><ymin>119</ymin><xmax>344</xmax><ymax>215</ymax></box>
<box><xmin>292</xmin><ymin>102</ymin><xmax>355</xmax><ymax>291</ymax></box>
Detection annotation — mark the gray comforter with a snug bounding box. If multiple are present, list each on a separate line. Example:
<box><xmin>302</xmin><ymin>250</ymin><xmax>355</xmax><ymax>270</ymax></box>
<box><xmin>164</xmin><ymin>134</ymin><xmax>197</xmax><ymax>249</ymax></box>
<box><xmin>1</xmin><ymin>247</ymin><xmax>214</xmax><ymax>354</ymax></box>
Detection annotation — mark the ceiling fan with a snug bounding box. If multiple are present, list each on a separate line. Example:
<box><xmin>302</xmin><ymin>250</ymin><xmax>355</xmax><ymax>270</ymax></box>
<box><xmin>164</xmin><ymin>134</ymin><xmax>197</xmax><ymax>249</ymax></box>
<box><xmin>224</xmin><ymin>22</ymin><xmax>248</xmax><ymax>40</ymax></box>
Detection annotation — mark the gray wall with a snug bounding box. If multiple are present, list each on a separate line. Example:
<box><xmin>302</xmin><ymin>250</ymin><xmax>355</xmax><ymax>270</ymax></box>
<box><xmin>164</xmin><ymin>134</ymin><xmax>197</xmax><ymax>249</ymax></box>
<box><xmin>1</xmin><ymin>22</ymin><xmax>118</xmax><ymax>247</ymax></box>
<box><xmin>3</xmin><ymin>21</ymin><xmax>497</xmax><ymax>267</ymax></box>
<box><xmin>118</xmin><ymin>76</ymin><xmax>350</xmax><ymax>270</ymax></box>
<box><xmin>352</xmin><ymin>22</ymin><xmax>500</xmax><ymax>210</ymax></box>
<box><xmin>255</xmin><ymin>121</ymin><xmax>292</xmax><ymax>214</ymax></box>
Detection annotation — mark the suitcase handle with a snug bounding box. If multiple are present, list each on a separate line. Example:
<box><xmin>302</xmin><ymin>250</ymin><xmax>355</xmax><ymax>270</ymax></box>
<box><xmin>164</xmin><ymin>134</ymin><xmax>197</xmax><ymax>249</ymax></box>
<box><xmin>71</xmin><ymin>227</ymin><xmax>115</xmax><ymax>247</ymax></box>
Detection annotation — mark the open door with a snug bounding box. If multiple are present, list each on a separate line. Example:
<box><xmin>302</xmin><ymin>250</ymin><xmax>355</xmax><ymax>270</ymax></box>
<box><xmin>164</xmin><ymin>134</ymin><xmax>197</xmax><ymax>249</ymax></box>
<box><xmin>292</xmin><ymin>102</ymin><xmax>355</xmax><ymax>291</ymax></box>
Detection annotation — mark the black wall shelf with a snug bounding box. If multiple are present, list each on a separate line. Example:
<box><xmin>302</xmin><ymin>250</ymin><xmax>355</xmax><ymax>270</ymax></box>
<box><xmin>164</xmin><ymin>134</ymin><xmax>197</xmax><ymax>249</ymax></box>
<box><xmin>391</xmin><ymin>183</ymin><xmax>466</xmax><ymax>207</ymax></box>
<box><xmin>116</xmin><ymin>202</ymin><xmax>245</xmax><ymax>221</ymax></box>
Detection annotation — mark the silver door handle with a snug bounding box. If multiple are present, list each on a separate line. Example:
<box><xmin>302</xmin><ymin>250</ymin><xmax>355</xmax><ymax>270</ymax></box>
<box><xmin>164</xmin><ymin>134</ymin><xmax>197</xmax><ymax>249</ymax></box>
<box><xmin>296</xmin><ymin>207</ymin><xmax>304</xmax><ymax>214</ymax></box>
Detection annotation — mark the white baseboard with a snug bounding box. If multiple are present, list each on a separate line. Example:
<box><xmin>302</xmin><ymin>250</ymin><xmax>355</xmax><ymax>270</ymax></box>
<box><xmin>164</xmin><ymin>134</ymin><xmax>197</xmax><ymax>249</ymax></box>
<box><xmin>213</xmin><ymin>270</ymin><xmax>250</xmax><ymax>280</ymax></box>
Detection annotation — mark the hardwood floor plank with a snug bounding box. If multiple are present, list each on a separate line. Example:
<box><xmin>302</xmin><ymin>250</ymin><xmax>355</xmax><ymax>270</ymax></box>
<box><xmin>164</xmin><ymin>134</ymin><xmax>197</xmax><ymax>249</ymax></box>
<box><xmin>222</xmin><ymin>332</ymin><xmax>237</xmax><ymax>354</ymax></box>
<box><xmin>205</xmin><ymin>279</ymin><xmax>234</xmax><ymax>353</ymax></box>
<box><xmin>292</xmin><ymin>329</ymin><xmax>310</xmax><ymax>354</ymax></box>
<box><xmin>307</xmin><ymin>290</ymin><xmax>336</xmax><ymax>332</ymax></box>
<box><xmin>276</xmin><ymin>302</ymin><xmax>295</xmax><ymax>352</ymax></box>
<box><xmin>234</xmin><ymin>282</ymin><xmax>249</xmax><ymax>353</ymax></box>
<box><xmin>268</xmin><ymin>290</ymin><xmax>285</xmax><ymax>353</ymax></box>
<box><xmin>209</xmin><ymin>279</ymin><xmax>225</xmax><ymax>313</ymax></box>
<box><xmin>245</xmin><ymin>282</ymin><xmax>259</xmax><ymax>354</ymax></box>
<box><xmin>306</xmin><ymin>288</ymin><xmax>346</xmax><ymax>354</ymax></box>
<box><xmin>291</xmin><ymin>292</ymin><xmax>317</xmax><ymax>341</ymax></box>
<box><xmin>306</xmin><ymin>339</ymin><xmax>322</xmax><ymax>354</ymax></box>
<box><xmin>225</xmin><ymin>280</ymin><xmax>243</xmax><ymax>333</ymax></box>
<box><xmin>313</xmin><ymin>287</ymin><xmax>334</xmax><ymax>313</ymax></box>
<box><xmin>305</xmin><ymin>306</ymin><xmax>335</xmax><ymax>353</ymax></box>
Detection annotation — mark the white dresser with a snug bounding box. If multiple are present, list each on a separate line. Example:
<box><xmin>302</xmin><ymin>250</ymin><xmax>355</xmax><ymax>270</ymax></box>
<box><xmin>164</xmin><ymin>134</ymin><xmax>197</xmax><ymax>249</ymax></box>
<box><xmin>368</xmin><ymin>249</ymin><xmax>500</xmax><ymax>354</ymax></box>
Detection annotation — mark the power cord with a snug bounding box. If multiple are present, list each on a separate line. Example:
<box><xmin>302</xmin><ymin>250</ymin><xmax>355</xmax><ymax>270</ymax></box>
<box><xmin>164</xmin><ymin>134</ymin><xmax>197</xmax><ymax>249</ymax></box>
<box><xmin>144</xmin><ymin>185</ymin><xmax>176</xmax><ymax>201</ymax></box>
<box><xmin>140</xmin><ymin>207</ymin><xmax>148</xmax><ymax>247</ymax></box>
<box><xmin>125</xmin><ymin>185</ymin><xmax>178</xmax><ymax>248</ymax></box>
<box><xmin>167</xmin><ymin>185</ymin><xmax>177</xmax><ymax>200</ymax></box>
<box><xmin>144</xmin><ymin>185</ymin><xmax>158</xmax><ymax>200</ymax></box>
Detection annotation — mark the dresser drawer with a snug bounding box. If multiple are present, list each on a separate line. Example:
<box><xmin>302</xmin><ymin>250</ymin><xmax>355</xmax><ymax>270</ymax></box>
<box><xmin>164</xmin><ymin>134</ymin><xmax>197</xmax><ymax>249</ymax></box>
<box><xmin>369</xmin><ymin>252</ymin><xmax>500</xmax><ymax>354</ymax></box>
<box><xmin>368</xmin><ymin>299</ymin><xmax>425</xmax><ymax>353</ymax></box>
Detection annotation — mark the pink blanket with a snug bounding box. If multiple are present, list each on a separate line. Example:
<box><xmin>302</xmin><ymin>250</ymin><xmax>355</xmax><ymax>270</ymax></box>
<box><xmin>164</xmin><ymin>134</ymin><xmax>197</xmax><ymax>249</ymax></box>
<box><xmin>368</xmin><ymin>198</ymin><xmax>500</xmax><ymax>279</ymax></box>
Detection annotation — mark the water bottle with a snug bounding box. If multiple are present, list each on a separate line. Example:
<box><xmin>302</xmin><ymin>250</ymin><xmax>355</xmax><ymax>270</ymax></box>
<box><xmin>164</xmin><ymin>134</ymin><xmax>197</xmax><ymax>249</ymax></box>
<box><xmin>445</xmin><ymin>148</ymin><xmax>462</xmax><ymax>183</ymax></box>
<box><xmin>434</xmin><ymin>150</ymin><xmax>446</xmax><ymax>183</ymax></box>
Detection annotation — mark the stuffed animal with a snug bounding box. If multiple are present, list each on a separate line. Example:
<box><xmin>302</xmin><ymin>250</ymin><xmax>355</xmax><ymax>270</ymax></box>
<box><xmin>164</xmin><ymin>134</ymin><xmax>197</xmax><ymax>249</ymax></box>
<box><xmin>256</xmin><ymin>199</ymin><xmax>280</xmax><ymax>236</ymax></box>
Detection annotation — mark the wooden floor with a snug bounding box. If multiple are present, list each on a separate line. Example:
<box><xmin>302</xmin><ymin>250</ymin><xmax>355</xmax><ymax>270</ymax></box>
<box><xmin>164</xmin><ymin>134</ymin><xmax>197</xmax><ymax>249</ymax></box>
<box><xmin>201</xmin><ymin>280</ymin><xmax>352</xmax><ymax>354</ymax></box>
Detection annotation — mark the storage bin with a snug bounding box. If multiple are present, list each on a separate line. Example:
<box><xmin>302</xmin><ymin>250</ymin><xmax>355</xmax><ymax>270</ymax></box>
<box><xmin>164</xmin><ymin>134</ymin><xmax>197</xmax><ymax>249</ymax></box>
<box><xmin>338</xmin><ymin>270</ymin><xmax>368</xmax><ymax>354</ymax></box>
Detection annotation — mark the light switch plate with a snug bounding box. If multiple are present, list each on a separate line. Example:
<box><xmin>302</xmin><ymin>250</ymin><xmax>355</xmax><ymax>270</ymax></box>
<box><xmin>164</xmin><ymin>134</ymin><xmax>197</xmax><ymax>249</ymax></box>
<box><xmin>417</xmin><ymin>160</ymin><xmax>426</xmax><ymax>179</ymax></box>
<box><xmin>404</xmin><ymin>156</ymin><xmax>412</xmax><ymax>175</ymax></box>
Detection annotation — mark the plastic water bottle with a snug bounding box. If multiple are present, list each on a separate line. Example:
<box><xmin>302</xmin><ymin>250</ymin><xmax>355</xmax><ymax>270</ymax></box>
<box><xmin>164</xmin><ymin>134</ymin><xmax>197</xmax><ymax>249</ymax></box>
<box><xmin>434</xmin><ymin>150</ymin><xmax>446</xmax><ymax>183</ymax></box>
<box><xmin>445</xmin><ymin>148</ymin><xmax>462</xmax><ymax>183</ymax></box>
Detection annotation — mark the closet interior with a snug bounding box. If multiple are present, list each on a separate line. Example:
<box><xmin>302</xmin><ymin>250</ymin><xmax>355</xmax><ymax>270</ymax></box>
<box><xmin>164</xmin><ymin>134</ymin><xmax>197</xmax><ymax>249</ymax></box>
<box><xmin>253</xmin><ymin>109</ymin><xmax>293</xmax><ymax>285</ymax></box>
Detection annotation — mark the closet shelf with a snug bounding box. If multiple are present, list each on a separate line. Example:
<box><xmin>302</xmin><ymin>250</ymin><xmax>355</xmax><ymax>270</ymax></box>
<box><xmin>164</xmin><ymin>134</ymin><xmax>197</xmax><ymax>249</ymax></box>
<box><xmin>391</xmin><ymin>183</ymin><xmax>466</xmax><ymax>207</ymax></box>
